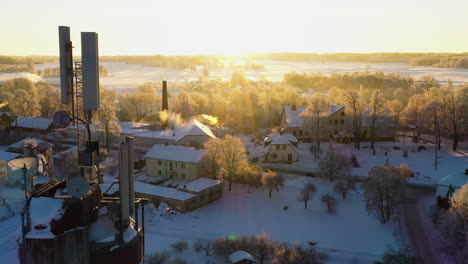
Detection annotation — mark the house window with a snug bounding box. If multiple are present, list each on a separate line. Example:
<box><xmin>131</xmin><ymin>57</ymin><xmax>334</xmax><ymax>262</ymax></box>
<box><xmin>157</xmin><ymin>160</ymin><xmax>161</xmax><ymax>165</ymax></box>
<box><xmin>200</xmin><ymin>194</ymin><xmax>205</xmax><ymax>201</ymax></box>
<box><xmin>299</xmin><ymin>130</ymin><xmax>303</xmax><ymax>136</ymax></box>
<box><xmin>158</xmin><ymin>170</ymin><xmax>161</xmax><ymax>175</ymax></box>
<box><xmin>283</xmin><ymin>145</ymin><xmax>286</xmax><ymax>150</ymax></box>
<box><xmin>341</xmin><ymin>111</ymin><xmax>344</xmax><ymax>116</ymax></box>
<box><xmin>175</xmin><ymin>163</ymin><xmax>178</xmax><ymax>168</ymax></box>
<box><xmin>181</xmin><ymin>173</ymin><xmax>185</xmax><ymax>179</ymax></box>
<box><xmin>181</xmin><ymin>164</ymin><xmax>185</xmax><ymax>169</ymax></box>
<box><xmin>335</xmin><ymin>120</ymin><xmax>338</xmax><ymax>125</ymax></box>
<box><xmin>272</xmin><ymin>153</ymin><xmax>277</xmax><ymax>159</ymax></box>
<box><xmin>329</xmin><ymin>120</ymin><xmax>332</xmax><ymax>125</ymax></box>
<box><xmin>276</xmin><ymin>145</ymin><xmax>280</xmax><ymax>150</ymax></box>
<box><xmin>292</xmin><ymin>130</ymin><xmax>297</xmax><ymax>136</ymax></box>
<box><xmin>341</xmin><ymin>120</ymin><xmax>344</xmax><ymax>125</ymax></box>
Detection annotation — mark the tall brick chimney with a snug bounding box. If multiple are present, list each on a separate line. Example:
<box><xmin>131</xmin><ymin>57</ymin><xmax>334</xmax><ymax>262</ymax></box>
<box><xmin>162</xmin><ymin>81</ymin><xmax>168</xmax><ymax>112</ymax></box>
<box><xmin>161</xmin><ymin>80</ymin><xmax>169</xmax><ymax>129</ymax></box>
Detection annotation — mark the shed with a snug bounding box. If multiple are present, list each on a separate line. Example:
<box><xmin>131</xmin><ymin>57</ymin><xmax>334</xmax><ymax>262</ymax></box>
<box><xmin>11</xmin><ymin>116</ymin><xmax>54</xmax><ymax>132</ymax></box>
<box><xmin>229</xmin><ymin>250</ymin><xmax>256</xmax><ymax>264</ymax></box>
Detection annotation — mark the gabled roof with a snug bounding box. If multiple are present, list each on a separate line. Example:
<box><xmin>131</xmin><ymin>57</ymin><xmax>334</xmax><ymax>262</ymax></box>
<box><xmin>178</xmin><ymin>119</ymin><xmax>216</xmax><ymax>139</ymax></box>
<box><xmin>270</xmin><ymin>133</ymin><xmax>298</xmax><ymax>145</ymax></box>
<box><xmin>118</xmin><ymin>121</ymin><xmax>150</xmax><ymax>134</ymax></box>
<box><xmin>0</xmin><ymin>151</ymin><xmax>22</xmax><ymax>162</ymax></box>
<box><xmin>229</xmin><ymin>250</ymin><xmax>256</xmax><ymax>263</ymax></box>
<box><xmin>327</xmin><ymin>104</ymin><xmax>345</xmax><ymax>117</ymax></box>
<box><xmin>283</xmin><ymin>105</ymin><xmax>305</xmax><ymax>127</ymax></box>
<box><xmin>12</xmin><ymin>116</ymin><xmax>53</xmax><ymax>130</ymax></box>
<box><xmin>265</xmin><ymin>132</ymin><xmax>297</xmax><ymax>143</ymax></box>
<box><xmin>8</xmin><ymin>137</ymin><xmax>45</xmax><ymax>150</ymax></box>
<box><xmin>144</xmin><ymin>144</ymin><xmax>207</xmax><ymax>163</ymax></box>
<box><xmin>0</xmin><ymin>112</ymin><xmax>13</xmax><ymax>117</ymax></box>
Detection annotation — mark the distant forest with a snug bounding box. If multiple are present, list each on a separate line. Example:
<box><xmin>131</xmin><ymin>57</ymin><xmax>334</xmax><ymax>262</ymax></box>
<box><xmin>38</xmin><ymin>65</ymin><xmax>109</xmax><ymax>77</ymax></box>
<box><xmin>1</xmin><ymin>53</ymin><xmax>468</xmax><ymax>72</ymax></box>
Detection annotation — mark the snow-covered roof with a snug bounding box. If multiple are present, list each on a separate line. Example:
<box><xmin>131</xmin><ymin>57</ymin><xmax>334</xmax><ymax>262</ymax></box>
<box><xmin>12</xmin><ymin>116</ymin><xmax>53</xmax><ymax>130</ymax></box>
<box><xmin>179</xmin><ymin>178</ymin><xmax>222</xmax><ymax>193</ymax></box>
<box><xmin>131</xmin><ymin>130</ymin><xmax>178</xmax><ymax>140</ymax></box>
<box><xmin>0</xmin><ymin>151</ymin><xmax>22</xmax><ymax>161</ymax></box>
<box><xmin>8</xmin><ymin>137</ymin><xmax>45</xmax><ymax>150</ymax></box>
<box><xmin>264</xmin><ymin>133</ymin><xmax>298</xmax><ymax>143</ymax></box>
<box><xmin>177</xmin><ymin>119</ymin><xmax>216</xmax><ymax>139</ymax></box>
<box><xmin>270</xmin><ymin>133</ymin><xmax>298</xmax><ymax>145</ymax></box>
<box><xmin>437</xmin><ymin>171</ymin><xmax>468</xmax><ymax>188</ymax></box>
<box><xmin>144</xmin><ymin>144</ymin><xmax>207</xmax><ymax>164</ymax></box>
<box><xmin>328</xmin><ymin>104</ymin><xmax>344</xmax><ymax>117</ymax></box>
<box><xmin>118</xmin><ymin>121</ymin><xmax>150</xmax><ymax>134</ymax></box>
<box><xmin>283</xmin><ymin>105</ymin><xmax>305</xmax><ymax>127</ymax></box>
<box><xmin>0</xmin><ymin>112</ymin><xmax>13</xmax><ymax>117</ymax></box>
<box><xmin>229</xmin><ymin>250</ymin><xmax>256</xmax><ymax>263</ymax></box>
<box><xmin>131</xmin><ymin>119</ymin><xmax>216</xmax><ymax>142</ymax></box>
<box><xmin>101</xmin><ymin>180</ymin><xmax>196</xmax><ymax>201</ymax></box>
<box><xmin>26</xmin><ymin>197</ymin><xmax>64</xmax><ymax>239</ymax></box>
<box><xmin>135</xmin><ymin>181</ymin><xmax>196</xmax><ymax>201</ymax></box>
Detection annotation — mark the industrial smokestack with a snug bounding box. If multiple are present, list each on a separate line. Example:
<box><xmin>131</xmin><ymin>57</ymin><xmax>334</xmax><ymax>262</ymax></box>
<box><xmin>161</xmin><ymin>81</ymin><xmax>169</xmax><ymax>129</ymax></box>
<box><xmin>162</xmin><ymin>81</ymin><xmax>168</xmax><ymax>112</ymax></box>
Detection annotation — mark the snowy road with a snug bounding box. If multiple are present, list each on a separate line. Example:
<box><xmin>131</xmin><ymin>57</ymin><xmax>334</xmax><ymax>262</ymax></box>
<box><xmin>401</xmin><ymin>186</ymin><xmax>442</xmax><ymax>264</ymax></box>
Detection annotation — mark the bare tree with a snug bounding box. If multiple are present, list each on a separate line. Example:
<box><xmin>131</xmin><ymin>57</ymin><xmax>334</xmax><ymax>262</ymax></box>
<box><xmin>380</xmin><ymin>246</ymin><xmax>421</xmax><ymax>264</ymax></box>
<box><xmin>262</xmin><ymin>170</ymin><xmax>283</xmax><ymax>198</ymax></box>
<box><xmin>343</xmin><ymin>90</ymin><xmax>363</xmax><ymax>150</ymax></box>
<box><xmin>422</xmin><ymin>100</ymin><xmax>442</xmax><ymax>170</ymax></box>
<box><xmin>95</xmin><ymin>89</ymin><xmax>121</xmax><ymax>151</ymax></box>
<box><xmin>403</xmin><ymin>94</ymin><xmax>429</xmax><ymax>143</ymax></box>
<box><xmin>193</xmin><ymin>240</ymin><xmax>213</xmax><ymax>256</ymax></box>
<box><xmin>297</xmin><ymin>182</ymin><xmax>317</xmax><ymax>208</ymax></box>
<box><xmin>369</xmin><ymin>90</ymin><xmax>386</xmax><ymax>152</ymax></box>
<box><xmin>318</xmin><ymin>143</ymin><xmax>347</xmax><ymax>182</ymax></box>
<box><xmin>439</xmin><ymin>84</ymin><xmax>468</xmax><ymax>150</ymax></box>
<box><xmin>364</xmin><ymin>164</ymin><xmax>411</xmax><ymax>223</ymax></box>
<box><xmin>320</xmin><ymin>193</ymin><xmax>337</xmax><ymax>213</ymax></box>
<box><xmin>301</xmin><ymin>93</ymin><xmax>328</xmax><ymax>150</ymax></box>
<box><xmin>333</xmin><ymin>178</ymin><xmax>357</xmax><ymax>199</ymax></box>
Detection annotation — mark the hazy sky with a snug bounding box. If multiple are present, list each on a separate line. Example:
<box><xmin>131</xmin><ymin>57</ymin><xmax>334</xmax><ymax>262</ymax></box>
<box><xmin>1</xmin><ymin>0</ymin><xmax>467</xmax><ymax>56</ymax></box>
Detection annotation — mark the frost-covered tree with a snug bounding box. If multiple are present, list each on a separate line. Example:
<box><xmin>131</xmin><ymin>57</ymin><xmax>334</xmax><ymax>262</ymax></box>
<box><xmin>204</xmin><ymin>138</ymin><xmax>222</xmax><ymax>180</ymax></box>
<box><xmin>437</xmin><ymin>184</ymin><xmax>468</xmax><ymax>262</ymax></box>
<box><xmin>262</xmin><ymin>170</ymin><xmax>283</xmax><ymax>198</ymax></box>
<box><xmin>368</xmin><ymin>90</ymin><xmax>386</xmax><ymax>152</ymax></box>
<box><xmin>439</xmin><ymin>84</ymin><xmax>468</xmax><ymax>150</ymax></box>
<box><xmin>213</xmin><ymin>135</ymin><xmax>249</xmax><ymax>191</ymax></box>
<box><xmin>333</xmin><ymin>177</ymin><xmax>357</xmax><ymax>199</ymax></box>
<box><xmin>95</xmin><ymin>89</ymin><xmax>121</xmax><ymax>151</ymax></box>
<box><xmin>301</xmin><ymin>93</ymin><xmax>329</xmax><ymax>150</ymax></box>
<box><xmin>297</xmin><ymin>182</ymin><xmax>316</xmax><ymax>208</ymax></box>
<box><xmin>318</xmin><ymin>144</ymin><xmax>347</xmax><ymax>182</ymax></box>
<box><xmin>364</xmin><ymin>164</ymin><xmax>411</xmax><ymax>223</ymax></box>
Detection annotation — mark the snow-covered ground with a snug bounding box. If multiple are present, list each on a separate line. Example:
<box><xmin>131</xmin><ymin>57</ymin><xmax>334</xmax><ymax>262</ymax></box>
<box><xmin>246</xmin><ymin>136</ymin><xmax>468</xmax><ymax>186</ymax></box>
<box><xmin>3</xmin><ymin>61</ymin><xmax>468</xmax><ymax>89</ymax></box>
<box><xmin>143</xmin><ymin>174</ymin><xmax>399</xmax><ymax>263</ymax></box>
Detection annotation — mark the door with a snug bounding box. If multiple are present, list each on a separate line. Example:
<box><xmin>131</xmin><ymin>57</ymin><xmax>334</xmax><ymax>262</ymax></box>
<box><xmin>288</xmin><ymin>154</ymin><xmax>292</xmax><ymax>162</ymax></box>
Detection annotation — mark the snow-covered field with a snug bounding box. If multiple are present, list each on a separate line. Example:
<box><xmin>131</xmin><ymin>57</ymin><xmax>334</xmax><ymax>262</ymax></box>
<box><xmin>0</xmin><ymin>174</ymin><xmax>399</xmax><ymax>263</ymax></box>
<box><xmin>246</xmin><ymin>136</ymin><xmax>468</xmax><ymax>185</ymax></box>
<box><xmin>143</xmin><ymin>174</ymin><xmax>399</xmax><ymax>263</ymax></box>
<box><xmin>2</xmin><ymin>61</ymin><xmax>468</xmax><ymax>90</ymax></box>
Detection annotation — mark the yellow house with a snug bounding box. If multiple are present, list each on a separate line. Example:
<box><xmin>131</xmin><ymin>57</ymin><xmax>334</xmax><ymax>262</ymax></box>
<box><xmin>144</xmin><ymin>144</ymin><xmax>208</xmax><ymax>182</ymax></box>
<box><xmin>263</xmin><ymin>133</ymin><xmax>299</xmax><ymax>163</ymax></box>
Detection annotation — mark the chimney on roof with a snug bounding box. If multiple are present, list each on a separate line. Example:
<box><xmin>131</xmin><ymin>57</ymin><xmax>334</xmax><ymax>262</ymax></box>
<box><xmin>161</xmin><ymin>81</ymin><xmax>169</xmax><ymax>129</ymax></box>
<box><xmin>292</xmin><ymin>104</ymin><xmax>296</xmax><ymax>111</ymax></box>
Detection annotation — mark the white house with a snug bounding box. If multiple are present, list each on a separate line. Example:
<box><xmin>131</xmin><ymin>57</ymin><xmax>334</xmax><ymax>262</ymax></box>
<box><xmin>263</xmin><ymin>133</ymin><xmax>299</xmax><ymax>163</ymax></box>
